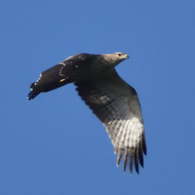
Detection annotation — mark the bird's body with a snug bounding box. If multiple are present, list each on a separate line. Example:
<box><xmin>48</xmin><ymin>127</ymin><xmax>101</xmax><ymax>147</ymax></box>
<box><xmin>28</xmin><ymin>53</ymin><xmax>123</xmax><ymax>99</ymax></box>
<box><xmin>27</xmin><ymin>52</ymin><xmax>146</xmax><ymax>173</ymax></box>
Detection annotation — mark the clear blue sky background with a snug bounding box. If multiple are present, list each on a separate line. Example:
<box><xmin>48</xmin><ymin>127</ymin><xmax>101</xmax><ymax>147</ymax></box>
<box><xmin>1</xmin><ymin>1</ymin><xmax>195</xmax><ymax>195</ymax></box>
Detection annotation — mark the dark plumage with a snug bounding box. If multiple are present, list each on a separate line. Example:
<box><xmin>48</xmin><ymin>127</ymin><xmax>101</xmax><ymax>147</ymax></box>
<box><xmin>27</xmin><ymin>52</ymin><xmax>146</xmax><ymax>174</ymax></box>
<box><xmin>28</xmin><ymin>53</ymin><xmax>94</xmax><ymax>100</ymax></box>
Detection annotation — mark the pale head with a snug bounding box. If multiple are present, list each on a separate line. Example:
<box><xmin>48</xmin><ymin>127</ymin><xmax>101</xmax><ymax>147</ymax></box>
<box><xmin>103</xmin><ymin>52</ymin><xmax>129</xmax><ymax>67</ymax></box>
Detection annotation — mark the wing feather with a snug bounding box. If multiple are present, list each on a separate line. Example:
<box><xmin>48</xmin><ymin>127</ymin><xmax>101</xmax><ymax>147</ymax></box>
<box><xmin>75</xmin><ymin>69</ymin><xmax>146</xmax><ymax>173</ymax></box>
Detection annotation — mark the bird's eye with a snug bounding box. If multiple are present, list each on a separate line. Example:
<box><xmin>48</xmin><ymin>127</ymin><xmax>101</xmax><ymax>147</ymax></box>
<box><xmin>118</xmin><ymin>53</ymin><xmax>122</xmax><ymax>57</ymax></box>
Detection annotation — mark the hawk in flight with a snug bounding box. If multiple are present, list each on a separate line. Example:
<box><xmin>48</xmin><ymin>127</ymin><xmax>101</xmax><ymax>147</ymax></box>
<box><xmin>27</xmin><ymin>52</ymin><xmax>146</xmax><ymax>174</ymax></box>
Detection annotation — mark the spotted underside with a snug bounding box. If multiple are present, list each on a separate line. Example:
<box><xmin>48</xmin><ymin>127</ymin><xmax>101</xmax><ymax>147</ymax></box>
<box><xmin>75</xmin><ymin>70</ymin><xmax>146</xmax><ymax>173</ymax></box>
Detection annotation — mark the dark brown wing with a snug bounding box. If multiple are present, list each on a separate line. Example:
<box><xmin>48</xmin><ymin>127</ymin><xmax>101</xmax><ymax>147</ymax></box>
<box><xmin>75</xmin><ymin>69</ymin><xmax>146</xmax><ymax>173</ymax></box>
<box><xmin>27</xmin><ymin>53</ymin><xmax>94</xmax><ymax>100</ymax></box>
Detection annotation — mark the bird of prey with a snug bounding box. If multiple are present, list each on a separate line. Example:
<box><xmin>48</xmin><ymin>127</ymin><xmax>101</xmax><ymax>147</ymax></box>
<box><xmin>27</xmin><ymin>52</ymin><xmax>146</xmax><ymax>174</ymax></box>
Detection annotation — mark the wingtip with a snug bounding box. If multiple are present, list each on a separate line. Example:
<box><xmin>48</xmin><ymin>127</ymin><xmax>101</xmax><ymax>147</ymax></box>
<box><xmin>27</xmin><ymin>90</ymin><xmax>39</xmax><ymax>100</ymax></box>
<box><xmin>116</xmin><ymin>147</ymin><xmax>146</xmax><ymax>174</ymax></box>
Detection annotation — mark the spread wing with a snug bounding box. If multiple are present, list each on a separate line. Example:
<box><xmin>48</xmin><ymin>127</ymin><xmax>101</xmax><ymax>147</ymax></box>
<box><xmin>27</xmin><ymin>53</ymin><xmax>94</xmax><ymax>100</ymax></box>
<box><xmin>75</xmin><ymin>69</ymin><xmax>146</xmax><ymax>173</ymax></box>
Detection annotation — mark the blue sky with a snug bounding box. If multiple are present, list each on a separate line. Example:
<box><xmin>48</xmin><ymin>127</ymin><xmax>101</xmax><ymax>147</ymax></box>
<box><xmin>1</xmin><ymin>1</ymin><xmax>195</xmax><ymax>194</ymax></box>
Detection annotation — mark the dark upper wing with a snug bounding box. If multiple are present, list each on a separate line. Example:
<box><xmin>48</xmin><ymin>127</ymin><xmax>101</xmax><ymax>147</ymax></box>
<box><xmin>27</xmin><ymin>53</ymin><xmax>93</xmax><ymax>100</ymax></box>
<box><xmin>75</xmin><ymin>69</ymin><xmax>146</xmax><ymax>173</ymax></box>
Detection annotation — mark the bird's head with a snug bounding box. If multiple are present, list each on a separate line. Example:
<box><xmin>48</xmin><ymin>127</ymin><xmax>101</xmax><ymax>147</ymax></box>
<box><xmin>103</xmin><ymin>52</ymin><xmax>129</xmax><ymax>67</ymax></box>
